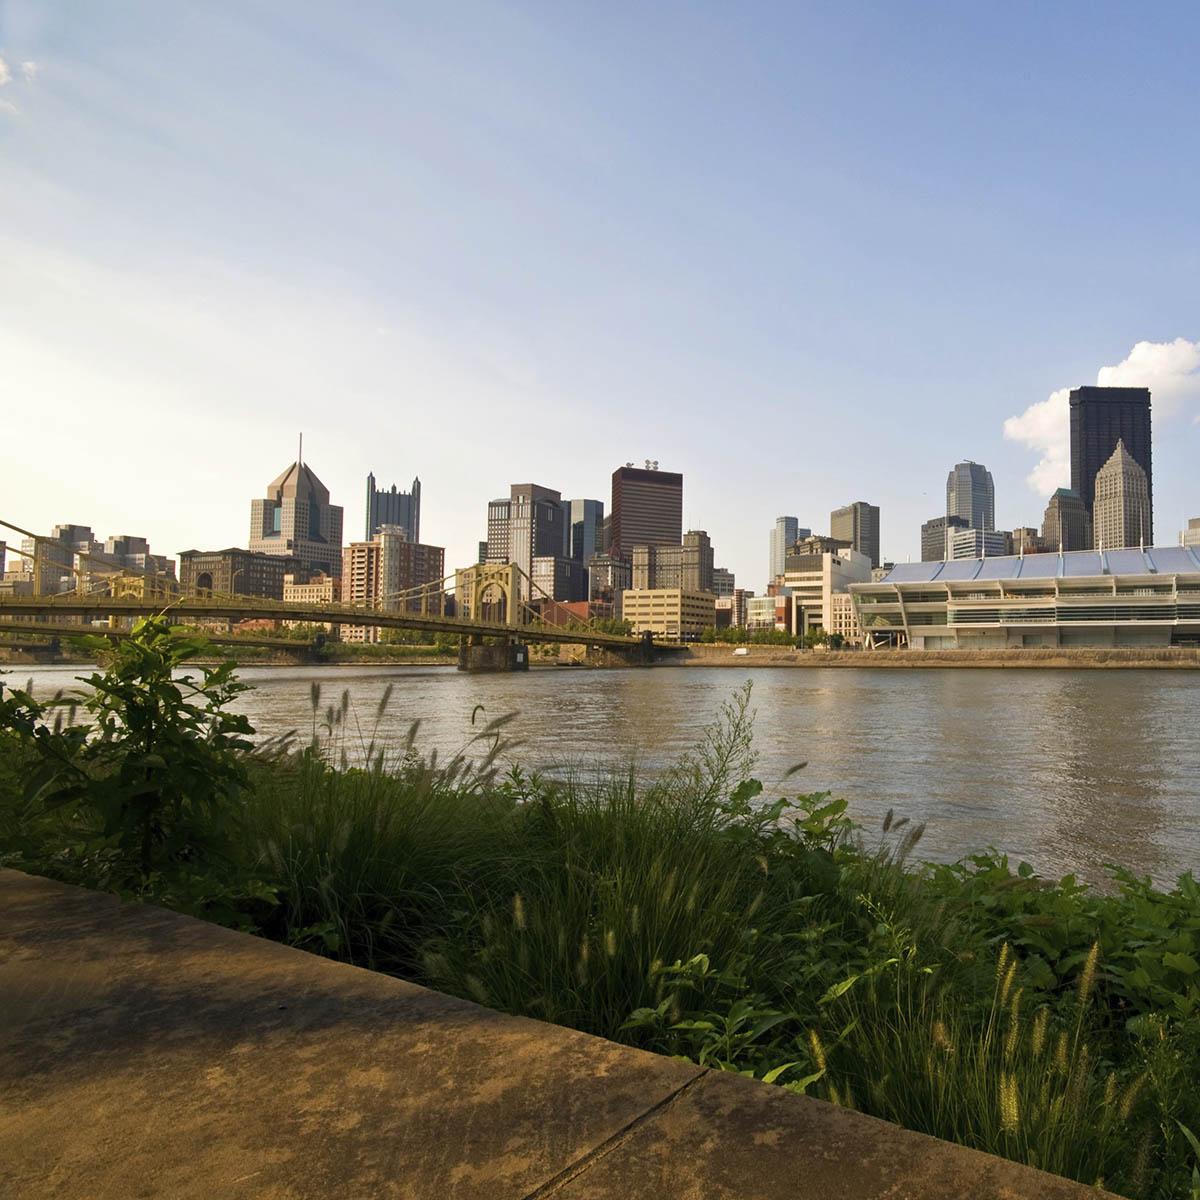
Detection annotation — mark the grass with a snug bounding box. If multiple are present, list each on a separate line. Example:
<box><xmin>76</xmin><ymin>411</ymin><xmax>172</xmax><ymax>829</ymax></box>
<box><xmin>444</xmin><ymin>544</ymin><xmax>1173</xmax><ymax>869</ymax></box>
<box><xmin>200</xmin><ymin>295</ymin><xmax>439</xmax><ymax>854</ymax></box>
<box><xmin>4</xmin><ymin>638</ymin><xmax>1200</xmax><ymax>1198</ymax></box>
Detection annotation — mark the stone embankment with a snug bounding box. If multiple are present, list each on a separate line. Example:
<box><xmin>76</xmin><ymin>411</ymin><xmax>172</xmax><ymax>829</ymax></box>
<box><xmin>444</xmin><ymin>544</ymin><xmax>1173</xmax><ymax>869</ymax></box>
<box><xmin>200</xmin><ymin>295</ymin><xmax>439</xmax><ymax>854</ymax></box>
<box><xmin>1</xmin><ymin>869</ymin><xmax>1110</xmax><ymax>1199</ymax></box>
<box><xmin>664</xmin><ymin>644</ymin><xmax>1200</xmax><ymax>669</ymax></box>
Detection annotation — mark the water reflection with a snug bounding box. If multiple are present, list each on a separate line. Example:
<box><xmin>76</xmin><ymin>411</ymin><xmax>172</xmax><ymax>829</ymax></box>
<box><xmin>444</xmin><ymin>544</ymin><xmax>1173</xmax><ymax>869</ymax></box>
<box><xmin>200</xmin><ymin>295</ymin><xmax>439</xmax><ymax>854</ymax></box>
<box><xmin>14</xmin><ymin>663</ymin><xmax>1200</xmax><ymax>885</ymax></box>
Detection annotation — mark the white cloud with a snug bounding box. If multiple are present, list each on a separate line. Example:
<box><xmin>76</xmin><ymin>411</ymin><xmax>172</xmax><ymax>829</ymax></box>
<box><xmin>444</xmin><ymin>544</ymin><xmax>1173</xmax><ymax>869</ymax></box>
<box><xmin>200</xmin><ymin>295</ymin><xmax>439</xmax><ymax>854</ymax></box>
<box><xmin>21</xmin><ymin>61</ymin><xmax>38</xmax><ymax>83</ymax></box>
<box><xmin>1096</xmin><ymin>337</ymin><xmax>1200</xmax><ymax>420</ymax></box>
<box><xmin>1004</xmin><ymin>338</ymin><xmax>1200</xmax><ymax>496</ymax></box>
<box><xmin>0</xmin><ymin>56</ymin><xmax>11</xmax><ymax>87</ymax></box>
<box><xmin>1003</xmin><ymin>387</ymin><xmax>1072</xmax><ymax>496</ymax></box>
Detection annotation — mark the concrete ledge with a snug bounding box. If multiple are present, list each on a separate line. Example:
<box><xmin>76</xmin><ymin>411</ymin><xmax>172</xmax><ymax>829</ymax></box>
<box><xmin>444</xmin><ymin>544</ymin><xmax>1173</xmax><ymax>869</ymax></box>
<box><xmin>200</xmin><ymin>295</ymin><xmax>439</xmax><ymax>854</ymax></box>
<box><xmin>670</xmin><ymin>644</ymin><xmax>1200</xmax><ymax>668</ymax></box>
<box><xmin>0</xmin><ymin>871</ymin><xmax>1107</xmax><ymax>1198</ymax></box>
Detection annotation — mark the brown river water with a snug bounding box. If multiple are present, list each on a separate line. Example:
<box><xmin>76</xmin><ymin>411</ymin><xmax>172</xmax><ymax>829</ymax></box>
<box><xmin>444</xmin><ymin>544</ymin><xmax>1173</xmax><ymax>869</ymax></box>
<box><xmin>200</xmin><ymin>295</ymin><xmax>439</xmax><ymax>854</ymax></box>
<box><xmin>13</xmin><ymin>663</ymin><xmax>1200</xmax><ymax>886</ymax></box>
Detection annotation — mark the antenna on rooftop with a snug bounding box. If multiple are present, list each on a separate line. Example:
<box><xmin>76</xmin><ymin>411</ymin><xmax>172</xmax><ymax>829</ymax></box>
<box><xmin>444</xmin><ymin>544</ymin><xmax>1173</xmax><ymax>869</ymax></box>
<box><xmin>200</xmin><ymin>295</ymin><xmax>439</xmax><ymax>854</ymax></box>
<box><xmin>298</xmin><ymin>432</ymin><xmax>303</xmax><ymax>465</ymax></box>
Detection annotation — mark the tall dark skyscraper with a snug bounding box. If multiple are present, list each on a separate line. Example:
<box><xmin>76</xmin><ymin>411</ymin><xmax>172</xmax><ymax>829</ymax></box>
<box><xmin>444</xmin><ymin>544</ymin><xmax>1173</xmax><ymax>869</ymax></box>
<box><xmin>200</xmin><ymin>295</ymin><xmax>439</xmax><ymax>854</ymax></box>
<box><xmin>1069</xmin><ymin>386</ymin><xmax>1152</xmax><ymax>537</ymax></box>
<box><xmin>566</xmin><ymin>498</ymin><xmax>604</xmax><ymax>562</ymax></box>
<box><xmin>365</xmin><ymin>472</ymin><xmax>420</xmax><ymax>543</ymax></box>
<box><xmin>609</xmin><ymin>463</ymin><xmax>683</xmax><ymax>562</ymax></box>
<box><xmin>484</xmin><ymin>483</ymin><xmax>570</xmax><ymax>600</ymax></box>
<box><xmin>830</xmin><ymin>500</ymin><xmax>880</xmax><ymax>568</ymax></box>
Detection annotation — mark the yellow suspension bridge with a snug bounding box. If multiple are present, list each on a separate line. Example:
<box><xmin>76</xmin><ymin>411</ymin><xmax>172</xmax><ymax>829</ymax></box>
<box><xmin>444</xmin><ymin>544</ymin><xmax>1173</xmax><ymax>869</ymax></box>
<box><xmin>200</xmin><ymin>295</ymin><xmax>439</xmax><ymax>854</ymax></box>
<box><xmin>0</xmin><ymin>518</ymin><xmax>670</xmax><ymax>670</ymax></box>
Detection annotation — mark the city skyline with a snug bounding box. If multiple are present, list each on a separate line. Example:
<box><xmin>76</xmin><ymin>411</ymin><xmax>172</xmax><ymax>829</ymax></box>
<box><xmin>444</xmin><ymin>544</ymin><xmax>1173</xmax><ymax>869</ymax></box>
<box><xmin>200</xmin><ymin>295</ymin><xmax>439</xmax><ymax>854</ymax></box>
<box><xmin>3</xmin><ymin>3</ymin><xmax>1200</xmax><ymax>588</ymax></box>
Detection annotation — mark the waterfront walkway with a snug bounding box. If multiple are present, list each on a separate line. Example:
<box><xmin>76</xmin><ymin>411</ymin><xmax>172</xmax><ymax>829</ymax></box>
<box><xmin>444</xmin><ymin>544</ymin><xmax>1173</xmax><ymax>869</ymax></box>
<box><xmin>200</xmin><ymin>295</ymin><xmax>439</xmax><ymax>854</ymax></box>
<box><xmin>0</xmin><ymin>870</ymin><xmax>1106</xmax><ymax>1198</ymax></box>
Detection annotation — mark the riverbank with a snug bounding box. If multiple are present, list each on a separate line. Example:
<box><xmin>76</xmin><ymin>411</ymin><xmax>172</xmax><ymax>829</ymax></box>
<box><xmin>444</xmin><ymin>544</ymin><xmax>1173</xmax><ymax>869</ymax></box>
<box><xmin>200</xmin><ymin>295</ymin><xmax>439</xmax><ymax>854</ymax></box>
<box><xmin>3</xmin><ymin>620</ymin><xmax>1200</xmax><ymax>1196</ymax></box>
<box><xmin>661</xmin><ymin>644</ymin><xmax>1200</xmax><ymax>668</ymax></box>
<box><xmin>0</xmin><ymin>647</ymin><xmax>458</xmax><ymax>668</ymax></box>
<box><xmin>12</xmin><ymin>640</ymin><xmax>1200</xmax><ymax>671</ymax></box>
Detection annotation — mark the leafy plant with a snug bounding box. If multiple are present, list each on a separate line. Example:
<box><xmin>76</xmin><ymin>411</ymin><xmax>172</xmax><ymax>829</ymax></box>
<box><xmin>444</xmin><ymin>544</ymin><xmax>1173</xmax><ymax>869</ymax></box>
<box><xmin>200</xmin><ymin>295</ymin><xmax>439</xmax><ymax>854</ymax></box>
<box><xmin>7</xmin><ymin>616</ymin><xmax>255</xmax><ymax>890</ymax></box>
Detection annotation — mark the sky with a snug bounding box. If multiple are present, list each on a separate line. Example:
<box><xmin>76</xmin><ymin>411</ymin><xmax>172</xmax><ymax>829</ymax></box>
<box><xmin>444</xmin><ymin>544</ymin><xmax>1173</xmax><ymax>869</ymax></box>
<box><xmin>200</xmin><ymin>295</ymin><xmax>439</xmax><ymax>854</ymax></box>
<box><xmin>2</xmin><ymin>1</ymin><xmax>1199</xmax><ymax>590</ymax></box>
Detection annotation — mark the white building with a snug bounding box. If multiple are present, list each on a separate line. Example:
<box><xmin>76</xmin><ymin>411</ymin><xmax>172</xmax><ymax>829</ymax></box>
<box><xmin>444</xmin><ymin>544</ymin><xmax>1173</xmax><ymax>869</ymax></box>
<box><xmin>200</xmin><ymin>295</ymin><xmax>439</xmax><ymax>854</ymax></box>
<box><xmin>850</xmin><ymin>545</ymin><xmax>1200</xmax><ymax>649</ymax></box>
<box><xmin>826</xmin><ymin>592</ymin><xmax>863</xmax><ymax>645</ymax></box>
<box><xmin>948</xmin><ymin>528</ymin><xmax>1008</xmax><ymax>560</ymax></box>
<box><xmin>746</xmin><ymin>593</ymin><xmax>788</xmax><ymax>631</ymax></box>
<box><xmin>780</xmin><ymin>547</ymin><xmax>872</xmax><ymax>636</ymax></box>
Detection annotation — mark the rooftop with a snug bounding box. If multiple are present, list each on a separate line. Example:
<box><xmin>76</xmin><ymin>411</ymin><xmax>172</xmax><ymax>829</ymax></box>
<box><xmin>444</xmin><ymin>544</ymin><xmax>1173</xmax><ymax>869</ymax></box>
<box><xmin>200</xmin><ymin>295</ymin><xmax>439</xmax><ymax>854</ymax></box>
<box><xmin>876</xmin><ymin>545</ymin><xmax>1200</xmax><ymax>585</ymax></box>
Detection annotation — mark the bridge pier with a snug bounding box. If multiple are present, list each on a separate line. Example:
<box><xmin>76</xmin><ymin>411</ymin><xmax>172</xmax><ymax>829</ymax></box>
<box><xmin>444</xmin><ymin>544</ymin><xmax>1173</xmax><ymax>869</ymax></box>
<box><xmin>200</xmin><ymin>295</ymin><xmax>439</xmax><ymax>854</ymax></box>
<box><xmin>585</xmin><ymin>632</ymin><xmax>658</xmax><ymax>668</ymax></box>
<box><xmin>457</xmin><ymin>637</ymin><xmax>529</xmax><ymax>673</ymax></box>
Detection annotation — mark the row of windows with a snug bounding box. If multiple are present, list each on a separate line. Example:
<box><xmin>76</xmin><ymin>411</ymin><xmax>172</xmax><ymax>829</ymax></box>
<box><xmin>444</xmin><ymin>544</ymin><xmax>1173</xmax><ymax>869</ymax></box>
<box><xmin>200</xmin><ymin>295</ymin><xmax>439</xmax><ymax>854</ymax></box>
<box><xmin>856</xmin><ymin>603</ymin><xmax>1200</xmax><ymax>627</ymax></box>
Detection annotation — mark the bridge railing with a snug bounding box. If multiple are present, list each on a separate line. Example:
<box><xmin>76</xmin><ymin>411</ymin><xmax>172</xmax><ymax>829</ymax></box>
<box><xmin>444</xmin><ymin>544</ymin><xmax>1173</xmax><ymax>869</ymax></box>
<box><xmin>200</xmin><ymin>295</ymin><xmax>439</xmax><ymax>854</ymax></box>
<box><xmin>0</xmin><ymin>515</ymin><xmax>643</xmax><ymax>644</ymax></box>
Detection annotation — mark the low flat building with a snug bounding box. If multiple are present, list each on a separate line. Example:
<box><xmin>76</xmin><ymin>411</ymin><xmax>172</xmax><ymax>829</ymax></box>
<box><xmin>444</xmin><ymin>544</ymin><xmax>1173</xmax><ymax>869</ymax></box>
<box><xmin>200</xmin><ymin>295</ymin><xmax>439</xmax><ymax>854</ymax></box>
<box><xmin>714</xmin><ymin>587</ymin><xmax>752</xmax><ymax>629</ymax></box>
<box><xmin>621</xmin><ymin>588</ymin><xmax>716</xmax><ymax>640</ymax></box>
<box><xmin>826</xmin><ymin>592</ymin><xmax>863</xmax><ymax>645</ymax></box>
<box><xmin>948</xmin><ymin>528</ymin><xmax>1008</xmax><ymax>560</ymax></box>
<box><xmin>1181</xmin><ymin>518</ymin><xmax>1200</xmax><ymax>547</ymax></box>
<box><xmin>283</xmin><ymin>572</ymin><xmax>341</xmax><ymax>635</ymax></box>
<box><xmin>746</xmin><ymin>593</ymin><xmax>787</xmax><ymax>632</ymax></box>
<box><xmin>534</xmin><ymin>599</ymin><xmax>610</xmax><ymax>627</ymax></box>
<box><xmin>850</xmin><ymin>545</ymin><xmax>1200</xmax><ymax>649</ymax></box>
<box><xmin>283</xmin><ymin>572</ymin><xmax>340</xmax><ymax>605</ymax></box>
<box><xmin>1009</xmin><ymin>528</ymin><xmax>1048</xmax><ymax>556</ymax></box>
<box><xmin>179</xmin><ymin>549</ymin><xmax>295</xmax><ymax>599</ymax></box>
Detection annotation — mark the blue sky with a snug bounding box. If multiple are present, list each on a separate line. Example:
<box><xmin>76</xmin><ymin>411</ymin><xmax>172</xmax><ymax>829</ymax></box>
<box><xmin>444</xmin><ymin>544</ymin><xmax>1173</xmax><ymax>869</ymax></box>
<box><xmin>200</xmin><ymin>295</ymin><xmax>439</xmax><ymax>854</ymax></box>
<box><xmin>2</xmin><ymin>1</ymin><xmax>1198</xmax><ymax>587</ymax></box>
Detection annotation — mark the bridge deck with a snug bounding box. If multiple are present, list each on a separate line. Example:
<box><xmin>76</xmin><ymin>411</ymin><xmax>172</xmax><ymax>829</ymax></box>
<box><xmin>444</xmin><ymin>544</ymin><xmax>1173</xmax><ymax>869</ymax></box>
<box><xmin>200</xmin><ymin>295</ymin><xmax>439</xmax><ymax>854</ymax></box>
<box><xmin>0</xmin><ymin>594</ymin><xmax>650</xmax><ymax>648</ymax></box>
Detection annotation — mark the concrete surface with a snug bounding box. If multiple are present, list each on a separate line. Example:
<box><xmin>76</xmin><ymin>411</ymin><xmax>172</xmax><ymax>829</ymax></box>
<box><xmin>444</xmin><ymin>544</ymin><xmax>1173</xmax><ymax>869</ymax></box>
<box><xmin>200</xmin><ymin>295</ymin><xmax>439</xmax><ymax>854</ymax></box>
<box><xmin>0</xmin><ymin>870</ymin><xmax>1109</xmax><ymax>1198</ymax></box>
<box><xmin>667</xmin><ymin>644</ymin><xmax>1200</xmax><ymax>669</ymax></box>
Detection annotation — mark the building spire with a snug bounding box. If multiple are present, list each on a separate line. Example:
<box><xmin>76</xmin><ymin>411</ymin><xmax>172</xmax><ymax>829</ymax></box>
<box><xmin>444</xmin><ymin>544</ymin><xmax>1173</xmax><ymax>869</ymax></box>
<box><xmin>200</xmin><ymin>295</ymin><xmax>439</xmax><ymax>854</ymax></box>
<box><xmin>298</xmin><ymin>432</ymin><xmax>303</xmax><ymax>466</ymax></box>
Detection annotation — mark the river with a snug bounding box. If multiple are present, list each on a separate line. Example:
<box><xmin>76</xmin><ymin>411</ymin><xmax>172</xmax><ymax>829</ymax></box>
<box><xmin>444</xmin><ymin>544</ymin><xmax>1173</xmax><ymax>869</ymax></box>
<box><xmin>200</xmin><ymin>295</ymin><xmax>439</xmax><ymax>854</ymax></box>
<box><xmin>11</xmin><ymin>663</ymin><xmax>1200</xmax><ymax>885</ymax></box>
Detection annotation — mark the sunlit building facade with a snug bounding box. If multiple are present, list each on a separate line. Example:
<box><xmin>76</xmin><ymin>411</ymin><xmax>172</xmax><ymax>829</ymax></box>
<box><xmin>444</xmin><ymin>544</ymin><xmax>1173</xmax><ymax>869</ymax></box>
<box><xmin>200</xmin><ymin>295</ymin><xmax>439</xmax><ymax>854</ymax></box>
<box><xmin>850</xmin><ymin>545</ymin><xmax>1200</xmax><ymax>649</ymax></box>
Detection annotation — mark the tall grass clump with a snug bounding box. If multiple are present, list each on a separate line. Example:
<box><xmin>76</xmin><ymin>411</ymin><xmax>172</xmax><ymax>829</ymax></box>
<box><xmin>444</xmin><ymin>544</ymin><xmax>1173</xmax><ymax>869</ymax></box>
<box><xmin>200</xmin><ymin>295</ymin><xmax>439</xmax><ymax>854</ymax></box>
<box><xmin>244</xmin><ymin>681</ymin><xmax>521</xmax><ymax>970</ymax></box>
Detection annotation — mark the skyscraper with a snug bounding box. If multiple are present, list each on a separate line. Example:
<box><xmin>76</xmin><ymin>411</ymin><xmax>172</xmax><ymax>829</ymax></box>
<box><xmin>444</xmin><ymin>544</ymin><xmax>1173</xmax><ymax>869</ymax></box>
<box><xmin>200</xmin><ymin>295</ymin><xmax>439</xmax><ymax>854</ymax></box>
<box><xmin>250</xmin><ymin>458</ymin><xmax>344</xmax><ymax>577</ymax></box>
<box><xmin>1069</xmin><ymin>387</ymin><xmax>1152</xmax><ymax>538</ymax></box>
<box><xmin>830</xmin><ymin>501</ymin><xmax>881</xmax><ymax>568</ymax></box>
<box><xmin>365</xmin><ymin>472</ymin><xmax>420</xmax><ymax>543</ymax></box>
<box><xmin>920</xmin><ymin>514</ymin><xmax>968</xmax><ymax>562</ymax></box>
<box><xmin>769</xmin><ymin>517</ymin><xmax>810</xmax><ymax>585</ymax></box>
<box><xmin>1092</xmin><ymin>441</ymin><xmax>1151</xmax><ymax>550</ymax></box>
<box><xmin>609</xmin><ymin>463</ymin><xmax>683</xmax><ymax>561</ymax></box>
<box><xmin>566</xmin><ymin>498</ymin><xmax>604</xmax><ymax>563</ymax></box>
<box><xmin>946</xmin><ymin>462</ymin><xmax>995</xmax><ymax>530</ymax></box>
<box><xmin>1041</xmin><ymin>488</ymin><xmax>1092</xmax><ymax>552</ymax></box>
<box><xmin>341</xmin><ymin>525</ymin><xmax>445</xmax><ymax>641</ymax></box>
<box><xmin>484</xmin><ymin>483</ymin><xmax>571</xmax><ymax>600</ymax></box>
<box><xmin>631</xmin><ymin>530</ymin><xmax>714</xmax><ymax>593</ymax></box>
